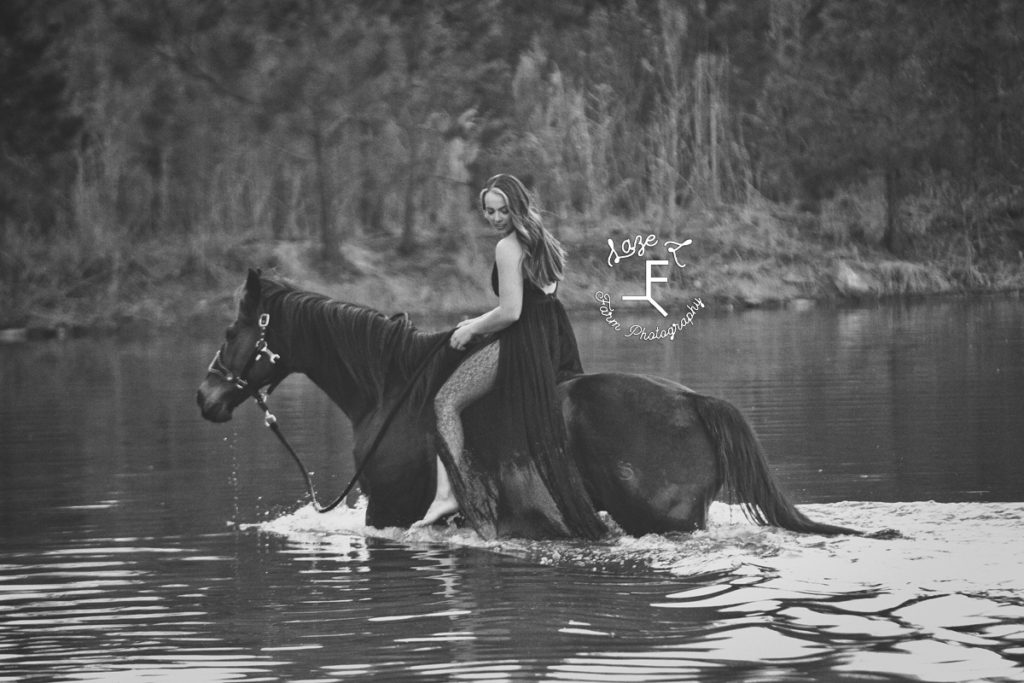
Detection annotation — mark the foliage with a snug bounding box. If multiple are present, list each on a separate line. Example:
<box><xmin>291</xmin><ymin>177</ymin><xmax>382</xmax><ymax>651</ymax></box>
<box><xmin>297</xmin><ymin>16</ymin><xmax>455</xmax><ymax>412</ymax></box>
<box><xmin>2</xmin><ymin>0</ymin><xmax>1024</xmax><ymax>325</ymax></box>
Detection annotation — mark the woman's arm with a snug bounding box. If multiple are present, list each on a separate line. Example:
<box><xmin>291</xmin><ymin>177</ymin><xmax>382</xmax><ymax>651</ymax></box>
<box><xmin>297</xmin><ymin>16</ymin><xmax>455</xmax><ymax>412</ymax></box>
<box><xmin>450</xmin><ymin>237</ymin><xmax>524</xmax><ymax>349</ymax></box>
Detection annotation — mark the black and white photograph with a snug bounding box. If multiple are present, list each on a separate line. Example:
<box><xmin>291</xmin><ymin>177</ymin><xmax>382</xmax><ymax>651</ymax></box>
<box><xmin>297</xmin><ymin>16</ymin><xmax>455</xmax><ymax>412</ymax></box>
<box><xmin>2</xmin><ymin>1</ymin><xmax>1023</xmax><ymax>681</ymax></box>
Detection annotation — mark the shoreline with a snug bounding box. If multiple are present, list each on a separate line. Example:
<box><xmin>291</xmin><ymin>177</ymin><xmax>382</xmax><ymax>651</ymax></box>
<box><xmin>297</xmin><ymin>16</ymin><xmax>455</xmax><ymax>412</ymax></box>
<box><xmin>2</xmin><ymin>258</ymin><xmax>1020</xmax><ymax>344</ymax></box>
<box><xmin>3</xmin><ymin>208</ymin><xmax>1023</xmax><ymax>342</ymax></box>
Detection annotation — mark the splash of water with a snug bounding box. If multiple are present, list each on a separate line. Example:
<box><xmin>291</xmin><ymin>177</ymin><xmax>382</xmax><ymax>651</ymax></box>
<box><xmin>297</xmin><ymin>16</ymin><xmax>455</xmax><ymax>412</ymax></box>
<box><xmin>253</xmin><ymin>499</ymin><xmax>1024</xmax><ymax>598</ymax></box>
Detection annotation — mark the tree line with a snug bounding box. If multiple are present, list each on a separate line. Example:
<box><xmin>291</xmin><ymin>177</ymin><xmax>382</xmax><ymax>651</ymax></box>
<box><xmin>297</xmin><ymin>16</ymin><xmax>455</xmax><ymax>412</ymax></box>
<box><xmin>2</xmin><ymin>0</ymin><xmax>1022</xmax><ymax>289</ymax></box>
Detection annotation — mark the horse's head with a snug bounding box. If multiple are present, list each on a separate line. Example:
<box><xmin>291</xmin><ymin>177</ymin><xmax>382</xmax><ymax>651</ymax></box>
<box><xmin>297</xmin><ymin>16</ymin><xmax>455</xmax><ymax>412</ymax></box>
<box><xmin>197</xmin><ymin>269</ymin><xmax>289</xmax><ymax>423</ymax></box>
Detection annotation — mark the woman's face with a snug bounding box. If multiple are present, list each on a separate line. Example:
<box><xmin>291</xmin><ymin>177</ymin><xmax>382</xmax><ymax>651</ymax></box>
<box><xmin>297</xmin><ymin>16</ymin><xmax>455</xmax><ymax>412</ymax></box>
<box><xmin>482</xmin><ymin>190</ymin><xmax>510</xmax><ymax>233</ymax></box>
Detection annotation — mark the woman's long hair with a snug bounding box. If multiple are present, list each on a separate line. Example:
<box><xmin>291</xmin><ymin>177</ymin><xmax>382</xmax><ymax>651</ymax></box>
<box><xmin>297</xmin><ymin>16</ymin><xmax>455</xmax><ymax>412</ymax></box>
<box><xmin>479</xmin><ymin>174</ymin><xmax>566</xmax><ymax>287</ymax></box>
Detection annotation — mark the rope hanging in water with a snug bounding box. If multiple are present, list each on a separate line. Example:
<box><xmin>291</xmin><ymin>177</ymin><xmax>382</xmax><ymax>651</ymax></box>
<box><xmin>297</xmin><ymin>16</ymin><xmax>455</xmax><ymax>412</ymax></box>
<box><xmin>253</xmin><ymin>329</ymin><xmax>454</xmax><ymax>513</ymax></box>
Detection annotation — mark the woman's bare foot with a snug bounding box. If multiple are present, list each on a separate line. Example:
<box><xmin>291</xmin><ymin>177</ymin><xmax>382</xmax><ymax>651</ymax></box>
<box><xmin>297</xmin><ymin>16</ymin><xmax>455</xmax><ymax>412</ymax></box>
<box><xmin>411</xmin><ymin>496</ymin><xmax>459</xmax><ymax>529</ymax></box>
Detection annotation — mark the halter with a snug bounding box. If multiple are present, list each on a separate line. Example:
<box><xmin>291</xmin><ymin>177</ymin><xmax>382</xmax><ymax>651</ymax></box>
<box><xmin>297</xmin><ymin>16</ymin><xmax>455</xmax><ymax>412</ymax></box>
<box><xmin>206</xmin><ymin>311</ymin><xmax>347</xmax><ymax>510</ymax></box>
<box><xmin>206</xmin><ymin>313</ymin><xmax>281</xmax><ymax>393</ymax></box>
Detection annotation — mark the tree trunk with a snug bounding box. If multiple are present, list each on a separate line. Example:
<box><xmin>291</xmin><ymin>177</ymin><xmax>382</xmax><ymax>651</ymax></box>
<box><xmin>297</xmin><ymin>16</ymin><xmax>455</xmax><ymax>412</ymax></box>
<box><xmin>883</xmin><ymin>166</ymin><xmax>901</xmax><ymax>254</ymax></box>
<box><xmin>312</xmin><ymin>124</ymin><xmax>337</xmax><ymax>262</ymax></box>
<box><xmin>399</xmin><ymin>127</ymin><xmax>419</xmax><ymax>256</ymax></box>
<box><xmin>357</xmin><ymin>122</ymin><xmax>384</xmax><ymax>234</ymax></box>
<box><xmin>271</xmin><ymin>167</ymin><xmax>287</xmax><ymax>240</ymax></box>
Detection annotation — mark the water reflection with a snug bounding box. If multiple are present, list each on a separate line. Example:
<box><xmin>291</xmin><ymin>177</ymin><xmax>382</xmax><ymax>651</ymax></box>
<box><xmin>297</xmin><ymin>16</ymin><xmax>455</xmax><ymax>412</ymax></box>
<box><xmin>0</xmin><ymin>535</ymin><xmax>273</xmax><ymax>680</ymax></box>
<box><xmin>582</xmin><ymin>296</ymin><xmax>1024</xmax><ymax>504</ymax></box>
<box><xmin>2</xmin><ymin>504</ymin><xmax>1024</xmax><ymax>681</ymax></box>
<box><xmin>235</xmin><ymin>497</ymin><xmax>1024</xmax><ymax>682</ymax></box>
<box><xmin>1</xmin><ymin>296</ymin><xmax>1024</xmax><ymax>681</ymax></box>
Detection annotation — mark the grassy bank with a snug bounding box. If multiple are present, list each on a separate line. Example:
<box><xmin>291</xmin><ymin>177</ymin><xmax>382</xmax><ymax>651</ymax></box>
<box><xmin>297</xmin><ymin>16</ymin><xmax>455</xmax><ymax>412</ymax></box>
<box><xmin>2</xmin><ymin>203</ymin><xmax>1022</xmax><ymax>338</ymax></box>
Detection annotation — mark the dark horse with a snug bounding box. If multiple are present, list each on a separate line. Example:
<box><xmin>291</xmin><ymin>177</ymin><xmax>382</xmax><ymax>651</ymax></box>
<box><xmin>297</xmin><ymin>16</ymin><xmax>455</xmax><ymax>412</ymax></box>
<box><xmin>197</xmin><ymin>270</ymin><xmax>860</xmax><ymax>539</ymax></box>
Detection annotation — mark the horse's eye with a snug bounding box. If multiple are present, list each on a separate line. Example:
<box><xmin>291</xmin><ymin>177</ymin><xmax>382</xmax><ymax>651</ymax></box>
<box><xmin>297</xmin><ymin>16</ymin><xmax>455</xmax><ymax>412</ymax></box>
<box><xmin>225</xmin><ymin>326</ymin><xmax>238</xmax><ymax>342</ymax></box>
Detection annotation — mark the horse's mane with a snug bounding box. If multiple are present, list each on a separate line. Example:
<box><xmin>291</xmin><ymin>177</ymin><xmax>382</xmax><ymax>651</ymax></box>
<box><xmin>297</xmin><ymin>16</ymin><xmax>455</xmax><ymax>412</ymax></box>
<box><xmin>258</xmin><ymin>277</ymin><xmax>446</xmax><ymax>404</ymax></box>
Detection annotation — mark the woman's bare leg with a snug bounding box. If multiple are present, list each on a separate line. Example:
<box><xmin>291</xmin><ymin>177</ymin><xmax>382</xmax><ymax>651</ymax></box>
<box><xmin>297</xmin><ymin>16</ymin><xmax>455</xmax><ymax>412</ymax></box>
<box><xmin>412</xmin><ymin>341</ymin><xmax>500</xmax><ymax>528</ymax></box>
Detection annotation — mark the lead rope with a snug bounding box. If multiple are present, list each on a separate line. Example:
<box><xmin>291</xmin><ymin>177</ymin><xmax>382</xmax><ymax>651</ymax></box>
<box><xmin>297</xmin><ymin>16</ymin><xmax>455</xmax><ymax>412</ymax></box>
<box><xmin>253</xmin><ymin>329</ymin><xmax>454</xmax><ymax>513</ymax></box>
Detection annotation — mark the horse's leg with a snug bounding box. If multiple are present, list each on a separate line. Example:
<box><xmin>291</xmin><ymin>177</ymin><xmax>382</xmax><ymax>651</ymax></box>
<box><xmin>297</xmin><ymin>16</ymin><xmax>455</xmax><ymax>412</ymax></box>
<box><xmin>352</xmin><ymin>404</ymin><xmax>439</xmax><ymax>528</ymax></box>
<box><xmin>562</xmin><ymin>373</ymin><xmax>720</xmax><ymax>536</ymax></box>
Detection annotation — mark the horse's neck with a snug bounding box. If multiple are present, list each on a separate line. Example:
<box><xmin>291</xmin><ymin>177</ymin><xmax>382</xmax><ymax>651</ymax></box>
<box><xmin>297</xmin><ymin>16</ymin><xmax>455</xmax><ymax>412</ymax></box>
<box><xmin>270</xmin><ymin>293</ymin><xmax>435</xmax><ymax>425</ymax></box>
<box><xmin>272</xmin><ymin>296</ymin><xmax>378</xmax><ymax>422</ymax></box>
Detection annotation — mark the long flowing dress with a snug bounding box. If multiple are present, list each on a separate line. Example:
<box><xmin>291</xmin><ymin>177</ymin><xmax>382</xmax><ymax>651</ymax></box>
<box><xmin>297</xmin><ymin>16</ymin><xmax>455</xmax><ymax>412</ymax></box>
<box><xmin>430</xmin><ymin>265</ymin><xmax>607</xmax><ymax>540</ymax></box>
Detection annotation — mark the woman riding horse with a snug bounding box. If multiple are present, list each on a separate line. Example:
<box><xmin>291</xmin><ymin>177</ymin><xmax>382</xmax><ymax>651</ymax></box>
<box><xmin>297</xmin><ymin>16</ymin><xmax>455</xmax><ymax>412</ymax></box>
<box><xmin>412</xmin><ymin>174</ymin><xmax>605</xmax><ymax>540</ymax></box>
<box><xmin>198</xmin><ymin>270</ymin><xmax>875</xmax><ymax>537</ymax></box>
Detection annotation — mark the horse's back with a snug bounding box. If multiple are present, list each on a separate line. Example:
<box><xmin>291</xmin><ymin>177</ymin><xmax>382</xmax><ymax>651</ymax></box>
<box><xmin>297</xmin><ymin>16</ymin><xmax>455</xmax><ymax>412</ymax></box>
<box><xmin>559</xmin><ymin>372</ymin><xmax>720</xmax><ymax>535</ymax></box>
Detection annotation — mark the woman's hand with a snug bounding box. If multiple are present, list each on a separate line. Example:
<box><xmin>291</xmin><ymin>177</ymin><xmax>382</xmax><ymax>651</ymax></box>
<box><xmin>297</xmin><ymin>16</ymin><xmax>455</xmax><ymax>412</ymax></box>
<box><xmin>450</xmin><ymin>324</ymin><xmax>475</xmax><ymax>351</ymax></box>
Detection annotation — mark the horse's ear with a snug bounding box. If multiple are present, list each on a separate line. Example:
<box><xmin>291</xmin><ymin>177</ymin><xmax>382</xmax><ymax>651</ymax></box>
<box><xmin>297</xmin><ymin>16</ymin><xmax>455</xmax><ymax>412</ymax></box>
<box><xmin>241</xmin><ymin>268</ymin><xmax>262</xmax><ymax>319</ymax></box>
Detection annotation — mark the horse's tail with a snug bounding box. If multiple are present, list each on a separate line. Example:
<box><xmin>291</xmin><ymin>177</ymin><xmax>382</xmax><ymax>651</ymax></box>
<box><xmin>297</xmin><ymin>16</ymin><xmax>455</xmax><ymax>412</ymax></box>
<box><xmin>691</xmin><ymin>393</ymin><xmax>861</xmax><ymax>536</ymax></box>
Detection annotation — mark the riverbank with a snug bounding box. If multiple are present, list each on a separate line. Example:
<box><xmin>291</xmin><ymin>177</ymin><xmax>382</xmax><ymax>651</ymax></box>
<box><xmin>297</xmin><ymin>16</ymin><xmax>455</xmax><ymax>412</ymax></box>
<box><xmin>2</xmin><ymin>204</ymin><xmax>1022</xmax><ymax>340</ymax></box>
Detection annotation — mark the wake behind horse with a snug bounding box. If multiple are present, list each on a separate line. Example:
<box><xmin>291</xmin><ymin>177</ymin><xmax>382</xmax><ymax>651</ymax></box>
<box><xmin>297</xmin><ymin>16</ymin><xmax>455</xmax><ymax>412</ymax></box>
<box><xmin>197</xmin><ymin>270</ymin><xmax>863</xmax><ymax>539</ymax></box>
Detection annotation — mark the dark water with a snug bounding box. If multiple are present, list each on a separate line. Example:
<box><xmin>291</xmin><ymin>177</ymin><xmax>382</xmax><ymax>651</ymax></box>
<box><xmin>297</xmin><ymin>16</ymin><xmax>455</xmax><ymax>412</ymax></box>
<box><xmin>2</xmin><ymin>295</ymin><xmax>1024</xmax><ymax>682</ymax></box>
